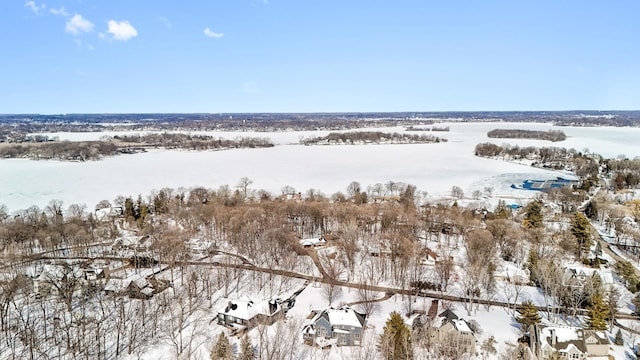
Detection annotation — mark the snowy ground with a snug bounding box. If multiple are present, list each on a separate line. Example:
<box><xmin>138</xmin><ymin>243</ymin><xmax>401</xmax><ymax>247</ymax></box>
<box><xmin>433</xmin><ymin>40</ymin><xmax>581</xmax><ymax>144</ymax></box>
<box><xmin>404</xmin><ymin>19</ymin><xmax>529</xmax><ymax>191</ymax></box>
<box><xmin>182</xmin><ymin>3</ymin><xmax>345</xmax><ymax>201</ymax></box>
<box><xmin>5</xmin><ymin>122</ymin><xmax>640</xmax><ymax>213</ymax></box>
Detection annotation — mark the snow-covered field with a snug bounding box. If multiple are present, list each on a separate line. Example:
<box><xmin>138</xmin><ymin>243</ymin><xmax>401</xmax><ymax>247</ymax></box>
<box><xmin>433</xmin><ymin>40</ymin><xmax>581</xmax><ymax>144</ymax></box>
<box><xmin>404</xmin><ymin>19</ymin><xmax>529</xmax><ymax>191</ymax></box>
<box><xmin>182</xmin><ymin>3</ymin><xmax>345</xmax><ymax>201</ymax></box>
<box><xmin>2</xmin><ymin>122</ymin><xmax>639</xmax><ymax>212</ymax></box>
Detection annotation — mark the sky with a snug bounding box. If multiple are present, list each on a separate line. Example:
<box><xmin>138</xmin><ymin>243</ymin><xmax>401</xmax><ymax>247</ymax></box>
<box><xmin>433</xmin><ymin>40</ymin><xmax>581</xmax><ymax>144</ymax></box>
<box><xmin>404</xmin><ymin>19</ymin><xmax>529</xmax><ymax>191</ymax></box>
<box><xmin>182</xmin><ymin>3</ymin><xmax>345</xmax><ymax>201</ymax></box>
<box><xmin>2</xmin><ymin>1</ymin><xmax>640</xmax><ymax>113</ymax></box>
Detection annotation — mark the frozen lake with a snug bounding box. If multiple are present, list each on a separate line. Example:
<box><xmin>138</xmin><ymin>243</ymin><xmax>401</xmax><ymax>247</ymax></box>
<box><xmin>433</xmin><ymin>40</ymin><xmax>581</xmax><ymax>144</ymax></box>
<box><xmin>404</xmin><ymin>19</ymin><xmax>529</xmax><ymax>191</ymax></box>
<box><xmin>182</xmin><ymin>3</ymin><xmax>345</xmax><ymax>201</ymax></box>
<box><xmin>2</xmin><ymin>122</ymin><xmax>639</xmax><ymax>212</ymax></box>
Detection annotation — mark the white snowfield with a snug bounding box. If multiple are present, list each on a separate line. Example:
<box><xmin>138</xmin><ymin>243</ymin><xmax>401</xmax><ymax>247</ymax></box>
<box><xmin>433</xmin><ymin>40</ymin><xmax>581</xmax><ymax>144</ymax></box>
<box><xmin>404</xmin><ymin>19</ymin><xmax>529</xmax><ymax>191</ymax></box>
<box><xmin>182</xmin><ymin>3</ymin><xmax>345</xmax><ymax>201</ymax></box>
<box><xmin>1</xmin><ymin>122</ymin><xmax>639</xmax><ymax>212</ymax></box>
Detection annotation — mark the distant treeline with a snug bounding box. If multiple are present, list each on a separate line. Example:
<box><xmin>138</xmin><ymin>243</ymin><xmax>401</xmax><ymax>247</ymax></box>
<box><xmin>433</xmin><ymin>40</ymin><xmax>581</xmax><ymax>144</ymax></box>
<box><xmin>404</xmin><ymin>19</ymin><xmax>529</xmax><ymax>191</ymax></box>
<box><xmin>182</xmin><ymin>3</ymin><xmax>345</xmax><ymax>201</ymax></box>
<box><xmin>114</xmin><ymin>133</ymin><xmax>274</xmax><ymax>150</ymax></box>
<box><xmin>0</xmin><ymin>141</ymin><xmax>118</xmax><ymax>161</ymax></box>
<box><xmin>405</xmin><ymin>126</ymin><xmax>450</xmax><ymax>132</ymax></box>
<box><xmin>300</xmin><ymin>131</ymin><xmax>447</xmax><ymax>145</ymax></box>
<box><xmin>0</xmin><ymin>134</ymin><xmax>274</xmax><ymax>161</ymax></box>
<box><xmin>487</xmin><ymin>129</ymin><xmax>566</xmax><ymax>142</ymax></box>
<box><xmin>475</xmin><ymin>142</ymin><xmax>573</xmax><ymax>160</ymax></box>
<box><xmin>2</xmin><ymin>111</ymin><xmax>639</xmax><ymax>142</ymax></box>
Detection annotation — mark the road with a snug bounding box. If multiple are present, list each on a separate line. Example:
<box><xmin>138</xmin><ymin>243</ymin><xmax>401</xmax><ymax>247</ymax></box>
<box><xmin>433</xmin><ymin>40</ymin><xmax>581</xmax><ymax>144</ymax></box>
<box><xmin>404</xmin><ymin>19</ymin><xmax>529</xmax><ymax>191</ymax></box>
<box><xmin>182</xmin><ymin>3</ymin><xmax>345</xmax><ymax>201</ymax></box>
<box><xmin>33</xmin><ymin>250</ymin><xmax>640</xmax><ymax>322</ymax></box>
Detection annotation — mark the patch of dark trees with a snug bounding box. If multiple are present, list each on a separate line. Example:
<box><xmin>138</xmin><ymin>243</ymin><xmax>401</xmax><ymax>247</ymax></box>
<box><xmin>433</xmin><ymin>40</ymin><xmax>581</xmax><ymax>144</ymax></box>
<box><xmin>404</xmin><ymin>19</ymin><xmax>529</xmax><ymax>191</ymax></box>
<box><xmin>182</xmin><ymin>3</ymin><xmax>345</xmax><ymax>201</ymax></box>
<box><xmin>0</xmin><ymin>141</ymin><xmax>118</xmax><ymax>161</ymax></box>
<box><xmin>410</xmin><ymin>280</ymin><xmax>442</xmax><ymax>292</ymax></box>
<box><xmin>300</xmin><ymin>131</ymin><xmax>447</xmax><ymax>145</ymax></box>
<box><xmin>0</xmin><ymin>134</ymin><xmax>274</xmax><ymax>161</ymax></box>
<box><xmin>405</xmin><ymin>126</ymin><xmax>450</xmax><ymax>132</ymax></box>
<box><xmin>487</xmin><ymin>129</ymin><xmax>567</xmax><ymax>142</ymax></box>
<box><xmin>128</xmin><ymin>256</ymin><xmax>158</xmax><ymax>268</ymax></box>
<box><xmin>113</xmin><ymin>133</ymin><xmax>274</xmax><ymax>150</ymax></box>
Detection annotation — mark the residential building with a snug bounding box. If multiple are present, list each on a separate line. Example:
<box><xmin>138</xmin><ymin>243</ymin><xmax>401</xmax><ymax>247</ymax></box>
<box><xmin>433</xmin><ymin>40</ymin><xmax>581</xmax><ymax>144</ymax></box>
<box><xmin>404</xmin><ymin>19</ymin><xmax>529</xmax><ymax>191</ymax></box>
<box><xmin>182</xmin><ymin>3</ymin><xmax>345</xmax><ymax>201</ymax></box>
<box><xmin>429</xmin><ymin>309</ymin><xmax>477</xmax><ymax>356</ymax></box>
<box><xmin>529</xmin><ymin>324</ymin><xmax>609</xmax><ymax>359</ymax></box>
<box><xmin>217</xmin><ymin>298</ymin><xmax>284</xmax><ymax>332</ymax></box>
<box><xmin>302</xmin><ymin>305</ymin><xmax>367</xmax><ymax>346</ymax></box>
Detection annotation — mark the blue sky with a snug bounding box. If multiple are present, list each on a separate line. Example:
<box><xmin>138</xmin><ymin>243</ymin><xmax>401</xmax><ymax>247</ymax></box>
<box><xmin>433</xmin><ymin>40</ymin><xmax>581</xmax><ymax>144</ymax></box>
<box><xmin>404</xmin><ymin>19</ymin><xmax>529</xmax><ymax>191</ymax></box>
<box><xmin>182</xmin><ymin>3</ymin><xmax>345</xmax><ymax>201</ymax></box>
<box><xmin>2</xmin><ymin>1</ymin><xmax>639</xmax><ymax>113</ymax></box>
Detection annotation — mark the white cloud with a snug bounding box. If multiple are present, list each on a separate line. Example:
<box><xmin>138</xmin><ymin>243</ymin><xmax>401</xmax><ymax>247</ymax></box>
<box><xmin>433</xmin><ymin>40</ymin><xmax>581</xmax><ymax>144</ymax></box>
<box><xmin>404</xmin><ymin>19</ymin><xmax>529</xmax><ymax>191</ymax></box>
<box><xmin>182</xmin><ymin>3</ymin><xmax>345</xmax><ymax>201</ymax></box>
<box><xmin>105</xmin><ymin>20</ymin><xmax>138</xmax><ymax>41</ymax></box>
<box><xmin>203</xmin><ymin>27</ymin><xmax>224</xmax><ymax>38</ymax></box>
<box><xmin>50</xmin><ymin>6</ymin><xmax>69</xmax><ymax>17</ymax></box>
<box><xmin>24</xmin><ymin>1</ymin><xmax>46</xmax><ymax>14</ymax></box>
<box><xmin>66</xmin><ymin>14</ymin><xmax>94</xmax><ymax>35</ymax></box>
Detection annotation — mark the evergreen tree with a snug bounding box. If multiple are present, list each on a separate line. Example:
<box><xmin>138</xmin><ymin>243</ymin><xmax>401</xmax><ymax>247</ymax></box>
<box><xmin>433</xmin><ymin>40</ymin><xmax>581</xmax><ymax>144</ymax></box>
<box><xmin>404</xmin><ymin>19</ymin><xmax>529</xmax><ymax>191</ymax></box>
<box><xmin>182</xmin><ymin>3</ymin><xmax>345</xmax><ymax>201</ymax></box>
<box><xmin>584</xmin><ymin>200</ymin><xmax>598</xmax><ymax>220</ymax></box>
<box><xmin>211</xmin><ymin>332</ymin><xmax>233</xmax><ymax>360</ymax></box>
<box><xmin>586</xmin><ymin>293</ymin><xmax>609</xmax><ymax>331</ymax></box>
<box><xmin>494</xmin><ymin>200</ymin><xmax>511</xmax><ymax>219</ymax></box>
<box><xmin>380</xmin><ymin>311</ymin><xmax>413</xmax><ymax>360</ymax></box>
<box><xmin>238</xmin><ymin>335</ymin><xmax>254</xmax><ymax>360</ymax></box>
<box><xmin>633</xmin><ymin>292</ymin><xmax>640</xmax><ymax>314</ymax></box>
<box><xmin>614</xmin><ymin>329</ymin><xmax>624</xmax><ymax>346</ymax></box>
<box><xmin>523</xmin><ymin>200</ymin><xmax>543</xmax><ymax>229</ymax></box>
<box><xmin>571</xmin><ymin>212</ymin><xmax>592</xmax><ymax>259</ymax></box>
<box><xmin>594</xmin><ymin>241</ymin><xmax>602</xmax><ymax>260</ymax></box>
<box><xmin>526</xmin><ymin>251</ymin><xmax>539</xmax><ymax>285</ymax></box>
<box><xmin>515</xmin><ymin>300</ymin><xmax>541</xmax><ymax>331</ymax></box>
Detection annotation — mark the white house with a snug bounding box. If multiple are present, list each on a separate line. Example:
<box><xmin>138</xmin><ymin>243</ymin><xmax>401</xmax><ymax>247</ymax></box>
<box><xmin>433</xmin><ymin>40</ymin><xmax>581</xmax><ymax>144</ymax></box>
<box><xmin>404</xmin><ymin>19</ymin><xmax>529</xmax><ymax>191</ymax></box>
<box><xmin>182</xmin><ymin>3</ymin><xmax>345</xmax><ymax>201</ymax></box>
<box><xmin>529</xmin><ymin>324</ymin><xmax>609</xmax><ymax>360</ymax></box>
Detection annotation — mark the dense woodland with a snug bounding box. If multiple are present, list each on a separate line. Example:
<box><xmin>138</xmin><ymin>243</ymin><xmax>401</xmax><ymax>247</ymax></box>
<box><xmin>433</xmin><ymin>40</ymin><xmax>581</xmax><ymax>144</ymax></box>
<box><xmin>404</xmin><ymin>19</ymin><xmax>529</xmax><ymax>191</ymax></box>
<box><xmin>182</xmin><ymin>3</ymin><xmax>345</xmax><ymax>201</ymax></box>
<box><xmin>486</xmin><ymin>129</ymin><xmax>567</xmax><ymax>142</ymax></box>
<box><xmin>300</xmin><ymin>131</ymin><xmax>446</xmax><ymax>145</ymax></box>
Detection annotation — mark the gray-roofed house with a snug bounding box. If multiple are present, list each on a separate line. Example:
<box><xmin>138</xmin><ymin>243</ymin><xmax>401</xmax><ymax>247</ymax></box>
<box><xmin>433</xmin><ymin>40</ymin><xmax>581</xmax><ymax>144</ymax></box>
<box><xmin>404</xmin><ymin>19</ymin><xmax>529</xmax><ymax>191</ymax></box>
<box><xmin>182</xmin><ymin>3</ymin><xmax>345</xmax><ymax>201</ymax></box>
<box><xmin>430</xmin><ymin>309</ymin><xmax>477</xmax><ymax>356</ymax></box>
<box><xmin>302</xmin><ymin>305</ymin><xmax>367</xmax><ymax>347</ymax></box>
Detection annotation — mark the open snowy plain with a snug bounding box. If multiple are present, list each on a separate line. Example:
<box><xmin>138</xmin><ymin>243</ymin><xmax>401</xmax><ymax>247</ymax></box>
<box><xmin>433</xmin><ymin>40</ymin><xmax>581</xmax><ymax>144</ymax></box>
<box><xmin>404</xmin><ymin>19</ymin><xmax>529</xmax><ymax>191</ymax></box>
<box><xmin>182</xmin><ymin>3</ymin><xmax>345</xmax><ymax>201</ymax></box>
<box><xmin>1</xmin><ymin>122</ymin><xmax>639</xmax><ymax>212</ymax></box>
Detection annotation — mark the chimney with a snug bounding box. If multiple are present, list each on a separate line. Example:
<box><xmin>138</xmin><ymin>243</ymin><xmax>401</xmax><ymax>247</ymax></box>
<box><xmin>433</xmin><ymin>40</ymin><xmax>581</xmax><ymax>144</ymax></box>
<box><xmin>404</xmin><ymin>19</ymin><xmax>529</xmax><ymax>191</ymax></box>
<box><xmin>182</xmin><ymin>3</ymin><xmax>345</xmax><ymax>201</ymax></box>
<box><xmin>550</xmin><ymin>329</ymin><xmax>557</xmax><ymax>346</ymax></box>
<box><xmin>268</xmin><ymin>300</ymin><xmax>277</xmax><ymax>315</ymax></box>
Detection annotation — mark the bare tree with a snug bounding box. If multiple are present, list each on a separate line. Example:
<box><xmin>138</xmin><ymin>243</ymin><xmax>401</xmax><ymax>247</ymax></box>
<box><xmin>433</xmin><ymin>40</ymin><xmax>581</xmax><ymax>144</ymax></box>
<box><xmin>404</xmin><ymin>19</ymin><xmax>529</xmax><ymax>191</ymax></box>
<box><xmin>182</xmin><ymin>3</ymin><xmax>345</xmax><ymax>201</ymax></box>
<box><xmin>237</xmin><ymin>177</ymin><xmax>253</xmax><ymax>199</ymax></box>
<box><xmin>451</xmin><ymin>186</ymin><xmax>464</xmax><ymax>199</ymax></box>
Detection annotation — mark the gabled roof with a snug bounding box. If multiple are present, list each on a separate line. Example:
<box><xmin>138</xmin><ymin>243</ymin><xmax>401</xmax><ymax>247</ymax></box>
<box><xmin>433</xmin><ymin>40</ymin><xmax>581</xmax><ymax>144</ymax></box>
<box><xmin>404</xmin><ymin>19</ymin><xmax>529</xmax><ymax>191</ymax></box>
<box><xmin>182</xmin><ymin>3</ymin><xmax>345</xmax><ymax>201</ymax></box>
<box><xmin>310</xmin><ymin>305</ymin><xmax>366</xmax><ymax>328</ymax></box>
<box><xmin>537</xmin><ymin>325</ymin><xmax>610</xmax><ymax>355</ymax></box>
<box><xmin>439</xmin><ymin>309</ymin><xmax>458</xmax><ymax>321</ymax></box>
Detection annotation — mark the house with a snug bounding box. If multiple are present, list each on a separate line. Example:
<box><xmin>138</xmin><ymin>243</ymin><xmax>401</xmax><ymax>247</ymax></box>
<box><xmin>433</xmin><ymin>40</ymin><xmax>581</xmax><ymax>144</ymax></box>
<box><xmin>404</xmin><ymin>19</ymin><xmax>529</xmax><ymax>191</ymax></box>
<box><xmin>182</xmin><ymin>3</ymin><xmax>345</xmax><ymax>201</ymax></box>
<box><xmin>33</xmin><ymin>263</ymin><xmax>83</xmax><ymax>297</ymax></box>
<box><xmin>299</xmin><ymin>237</ymin><xmax>327</xmax><ymax>249</ymax></box>
<box><xmin>217</xmin><ymin>298</ymin><xmax>284</xmax><ymax>333</ymax></box>
<box><xmin>493</xmin><ymin>263</ymin><xmax>530</xmax><ymax>285</ymax></box>
<box><xmin>420</xmin><ymin>248</ymin><xmax>439</xmax><ymax>267</ymax></box>
<box><xmin>563</xmin><ymin>266</ymin><xmax>615</xmax><ymax>289</ymax></box>
<box><xmin>429</xmin><ymin>309</ymin><xmax>477</xmax><ymax>356</ymax></box>
<box><xmin>185</xmin><ymin>238</ymin><xmax>214</xmax><ymax>255</ymax></box>
<box><xmin>529</xmin><ymin>324</ymin><xmax>609</xmax><ymax>359</ymax></box>
<box><xmin>126</xmin><ymin>276</ymin><xmax>170</xmax><ymax>299</ymax></box>
<box><xmin>302</xmin><ymin>305</ymin><xmax>367</xmax><ymax>347</ymax></box>
<box><xmin>368</xmin><ymin>245</ymin><xmax>393</xmax><ymax>258</ymax></box>
<box><xmin>111</xmin><ymin>234</ymin><xmax>154</xmax><ymax>252</ymax></box>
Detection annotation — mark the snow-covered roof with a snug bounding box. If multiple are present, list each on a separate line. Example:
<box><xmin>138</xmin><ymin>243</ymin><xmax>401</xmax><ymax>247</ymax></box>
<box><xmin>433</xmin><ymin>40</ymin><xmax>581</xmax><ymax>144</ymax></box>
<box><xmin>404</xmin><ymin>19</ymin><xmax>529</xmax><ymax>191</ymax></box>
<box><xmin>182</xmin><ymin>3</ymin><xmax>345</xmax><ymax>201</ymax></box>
<box><xmin>104</xmin><ymin>278</ymin><xmax>130</xmax><ymax>292</ymax></box>
<box><xmin>299</xmin><ymin>237</ymin><xmax>326</xmax><ymax>246</ymax></box>
<box><xmin>311</xmin><ymin>305</ymin><xmax>366</xmax><ymax>328</ymax></box>
<box><xmin>451</xmin><ymin>319</ymin><xmax>472</xmax><ymax>334</ymax></box>
<box><xmin>218</xmin><ymin>298</ymin><xmax>282</xmax><ymax>321</ymax></box>
<box><xmin>564</xmin><ymin>266</ymin><xmax>614</xmax><ymax>284</ymax></box>
<box><xmin>542</xmin><ymin>326</ymin><xmax>579</xmax><ymax>343</ymax></box>
<box><xmin>538</xmin><ymin>325</ymin><xmax>609</xmax><ymax>354</ymax></box>
<box><xmin>35</xmin><ymin>264</ymin><xmax>82</xmax><ymax>282</ymax></box>
<box><xmin>494</xmin><ymin>263</ymin><xmax>529</xmax><ymax>279</ymax></box>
